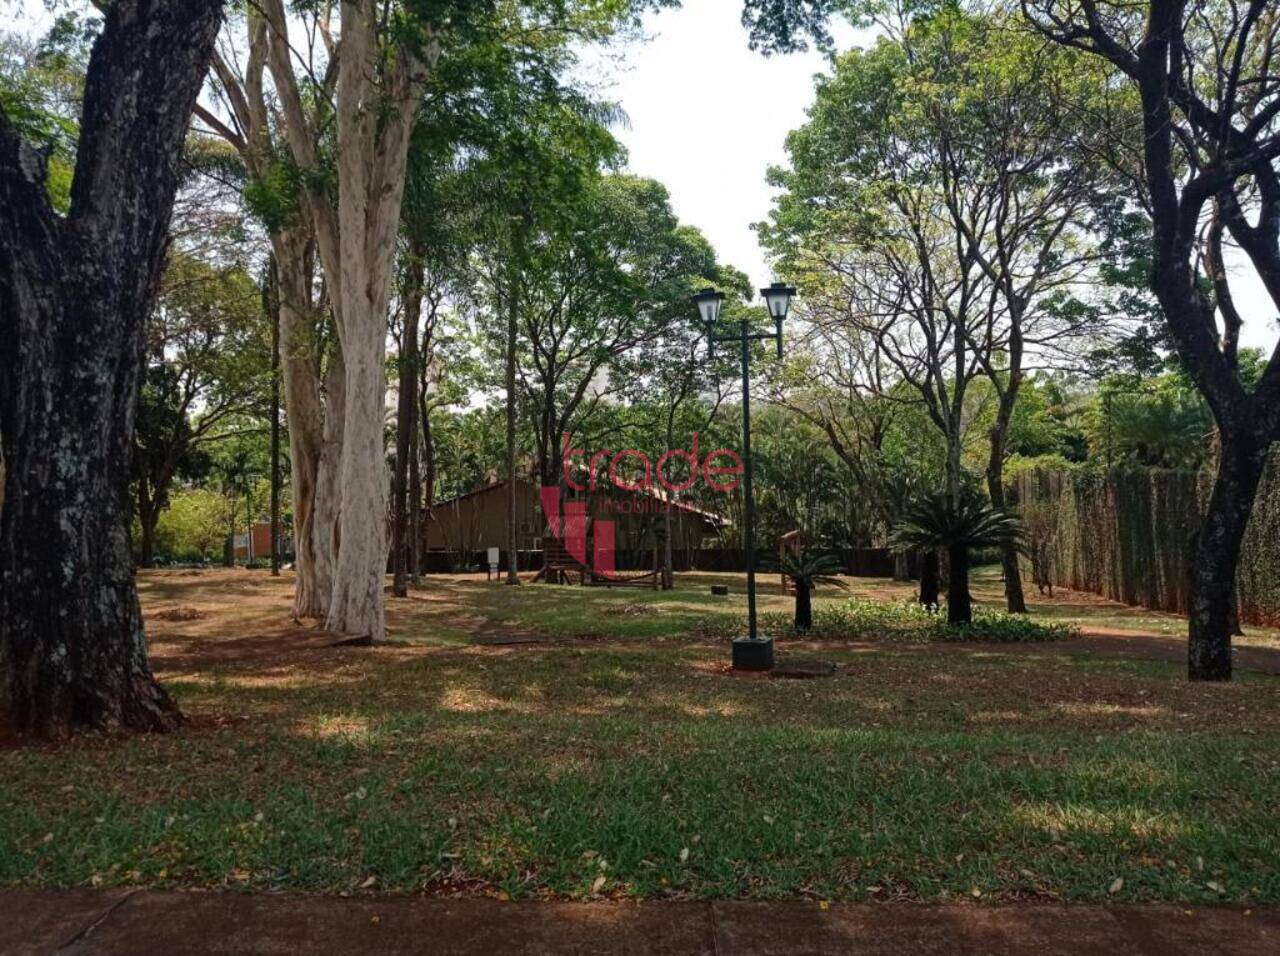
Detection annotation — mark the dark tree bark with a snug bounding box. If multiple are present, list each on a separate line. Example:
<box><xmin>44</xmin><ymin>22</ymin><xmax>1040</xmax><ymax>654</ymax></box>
<box><xmin>504</xmin><ymin>277</ymin><xmax>521</xmax><ymax>585</ymax></box>
<box><xmin>0</xmin><ymin>0</ymin><xmax>224</xmax><ymax>738</ymax></box>
<box><xmin>418</xmin><ymin>370</ymin><xmax>435</xmax><ymax>565</ymax></box>
<box><xmin>136</xmin><ymin>480</ymin><xmax>161</xmax><ymax>569</ymax></box>
<box><xmin>1027</xmin><ymin>0</ymin><xmax>1280</xmax><ymax>682</ymax></box>
<box><xmin>794</xmin><ymin>583</ymin><xmax>813</xmax><ymax>631</ymax></box>
<box><xmin>391</xmin><ymin>251</ymin><xmax>424</xmax><ymax>598</ymax></box>
<box><xmin>986</xmin><ymin>449</ymin><xmax>1026</xmax><ymax>614</ymax></box>
<box><xmin>408</xmin><ymin>410</ymin><xmax>422</xmax><ymax>585</ymax></box>
<box><xmin>946</xmin><ymin>545</ymin><xmax>972</xmax><ymax>625</ymax></box>
<box><xmin>1188</xmin><ymin>436</ymin><xmax>1269</xmax><ymax>679</ymax></box>
<box><xmin>918</xmin><ymin>549</ymin><xmax>940</xmax><ymax>608</ymax></box>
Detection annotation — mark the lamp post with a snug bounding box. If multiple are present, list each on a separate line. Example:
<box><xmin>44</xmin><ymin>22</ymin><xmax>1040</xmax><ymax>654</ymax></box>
<box><xmin>696</xmin><ymin>281</ymin><xmax>796</xmax><ymax>671</ymax></box>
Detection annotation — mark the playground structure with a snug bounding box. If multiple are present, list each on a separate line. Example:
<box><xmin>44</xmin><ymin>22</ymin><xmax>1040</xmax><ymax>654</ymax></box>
<box><xmin>779</xmin><ymin>529</ymin><xmax>804</xmax><ymax>594</ymax></box>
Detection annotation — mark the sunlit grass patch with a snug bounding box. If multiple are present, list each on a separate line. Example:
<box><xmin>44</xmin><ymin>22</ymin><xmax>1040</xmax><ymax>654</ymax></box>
<box><xmin>2</xmin><ymin>569</ymin><xmax>1278</xmax><ymax>904</ymax></box>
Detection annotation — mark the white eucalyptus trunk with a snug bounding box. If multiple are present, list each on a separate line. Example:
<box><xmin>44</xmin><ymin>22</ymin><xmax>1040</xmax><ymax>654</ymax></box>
<box><xmin>262</xmin><ymin>0</ymin><xmax>435</xmax><ymax>640</ymax></box>
<box><xmin>314</xmin><ymin>347</ymin><xmax>346</xmax><ymax>608</ymax></box>
<box><xmin>272</xmin><ymin>229</ymin><xmax>334</xmax><ymax>618</ymax></box>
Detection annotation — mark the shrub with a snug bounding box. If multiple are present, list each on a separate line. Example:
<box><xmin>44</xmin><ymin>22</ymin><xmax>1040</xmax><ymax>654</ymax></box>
<box><xmin>939</xmin><ymin>609</ymin><xmax>1077</xmax><ymax>643</ymax></box>
<box><xmin>694</xmin><ymin>598</ymin><xmax>1076</xmax><ymax>643</ymax></box>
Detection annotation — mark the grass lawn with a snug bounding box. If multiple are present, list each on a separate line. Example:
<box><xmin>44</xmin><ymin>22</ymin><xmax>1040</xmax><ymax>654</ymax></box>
<box><xmin>1</xmin><ymin>567</ymin><xmax>1277</xmax><ymax>904</ymax></box>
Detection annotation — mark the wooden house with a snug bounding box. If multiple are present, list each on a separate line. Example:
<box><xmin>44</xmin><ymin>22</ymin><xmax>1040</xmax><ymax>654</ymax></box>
<box><xmin>423</xmin><ymin>478</ymin><xmax>726</xmax><ymax>561</ymax></box>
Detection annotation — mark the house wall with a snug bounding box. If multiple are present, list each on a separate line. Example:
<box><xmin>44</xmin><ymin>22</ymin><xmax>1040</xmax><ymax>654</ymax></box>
<box><xmin>424</xmin><ymin>483</ymin><xmax>544</xmax><ymax>553</ymax></box>
<box><xmin>424</xmin><ymin>483</ymin><xmax>716</xmax><ymax>556</ymax></box>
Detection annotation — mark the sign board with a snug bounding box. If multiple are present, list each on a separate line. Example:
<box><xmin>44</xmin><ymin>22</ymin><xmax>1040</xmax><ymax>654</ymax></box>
<box><xmin>487</xmin><ymin>546</ymin><xmax>500</xmax><ymax>569</ymax></box>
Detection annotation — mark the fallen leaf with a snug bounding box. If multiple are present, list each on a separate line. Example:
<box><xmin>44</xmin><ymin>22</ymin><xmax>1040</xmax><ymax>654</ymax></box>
<box><xmin>592</xmin><ymin>875</ymin><xmax>606</xmax><ymax>893</ymax></box>
<box><xmin>1109</xmin><ymin>877</ymin><xmax>1124</xmax><ymax>894</ymax></box>
<box><xmin>679</xmin><ymin>847</ymin><xmax>690</xmax><ymax>863</ymax></box>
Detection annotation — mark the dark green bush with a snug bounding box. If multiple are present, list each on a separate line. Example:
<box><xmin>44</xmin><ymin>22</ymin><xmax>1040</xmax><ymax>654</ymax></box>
<box><xmin>695</xmin><ymin>599</ymin><xmax>1076</xmax><ymax>643</ymax></box>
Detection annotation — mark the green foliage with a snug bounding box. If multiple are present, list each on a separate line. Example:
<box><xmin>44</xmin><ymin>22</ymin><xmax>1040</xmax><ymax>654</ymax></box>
<box><xmin>1083</xmin><ymin>372</ymin><xmax>1214</xmax><ymax>469</ymax></box>
<box><xmin>132</xmin><ymin>249</ymin><xmax>273</xmax><ymax>553</ymax></box>
<box><xmin>242</xmin><ymin>155</ymin><xmax>307</xmax><ymax>232</ymax></box>
<box><xmin>889</xmin><ymin>486</ymin><xmax>1022</xmax><ymax>555</ymax></box>
<box><xmin>772</xmin><ymin>551</ymin><xmax>847</xmax><ymax>590</ymax></box>
<box><xmin>942</xmin><ymin>609</ymin><xmax>1077</xmax><ymax>643</ymax></box>
<box><xmin>149</xmin><ymin>489</ymin><xmax>233</xmax><ymax>564</ymax></box>
<box><xmin>696</xmin><ymin>598</ymin><xmax>1076</xmax><ymax>643</ymax></box>
<box><xmin>0</xmin><ymin>28</ymin><xmax>87</xmax><ymax>211</ymax></box>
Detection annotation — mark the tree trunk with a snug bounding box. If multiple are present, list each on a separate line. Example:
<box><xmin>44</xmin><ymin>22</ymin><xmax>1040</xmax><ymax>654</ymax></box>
<box><xmin>986</xmin><ymin>456</ymin><xmax>1026</xmax><ymax>614</ymax></box>
<box><xmin>136</xmin><ymin>483</ymin><xmax>159</xmax><ymax>569</ymax></box>
<box><xmin>138</xmin><ymin>510</ymin><xmax>158</xmax><ymax>569</ymax></box>
<box><xmin>1188</xmin><ymin>436</ymin><xmax>1268</xmax><ymax>680</ymax></box>
<box><xmin>662</xmin><ymin>503</ymin><xmax>675</xmax><ymax>589</ymax></box>
<box><xmin>268</xmin><ymin>257</ymin><xmax>282</xmax><ymax>577</ymax></box>
<box><xmin>795</xmin><ymin>583</ymin><xmax>813</xmax><ymax>631</ymax></box>
<box><xmin>325</xmin><ymin>320</ymin><xmax>385</xmax><ymax>640</ymax></box>
<box><xmin>0</xmin><ymin>0</ymin><xmax>222</xmax><ymax>738</ymax></box>
<box><xmin>946</xmin><ymin>545</ymin><xmax>971</xmax><ymax>625</ymax></box>
<box><xmin>893</xmin><ymin>551</ymin><xmax>911</xmax><ymax>582</ymax></box>
<box><xmin>391</xmin><ymin>253</ymin><xmax>423</xmax><ymax>598</ymax></box>
<box><xmin>313</xmin><ymin>350</ymin><xmax>345</xmax><ymax>608</ymax></box>
<box><xmin>262</xmin><ymin>0</ymin><xmax>434</xmax><ymax>641</ymax></box>
<box><xmin>919</xmin><ymin>550</ymin><xmax>940</xmax><ymax>608</ymax></box>
<box><xmin>504</xmin><ymin>282</ymin><xmax>521</xmax><ymax>585</ymax></box>
<box><xmin>420</xmin><ymin>384</ymin><xmax>435</xmax><ymax>561</ymax></box>
<box><xmin>408</xmin><ymin>414</ymin><xmax>422</xmax><ymax>585</ymax></box>
<box><xmin>273</xmin><ymin>229</ymin><xmax>332</xmax><ymax>618</ymax></box>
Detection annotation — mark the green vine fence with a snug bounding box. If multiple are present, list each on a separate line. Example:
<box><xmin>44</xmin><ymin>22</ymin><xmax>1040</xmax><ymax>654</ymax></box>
<box><xmin>1012</xmin><ymin>450</ymin><xmax>1280</xmax><ymax>627</ymax></box>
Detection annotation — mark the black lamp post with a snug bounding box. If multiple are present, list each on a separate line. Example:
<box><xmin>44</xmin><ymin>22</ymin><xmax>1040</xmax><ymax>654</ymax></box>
<box><xmin>696</xmin><ymin>281</ymin><xmax>796</xmax><ymax>671</ymax></box>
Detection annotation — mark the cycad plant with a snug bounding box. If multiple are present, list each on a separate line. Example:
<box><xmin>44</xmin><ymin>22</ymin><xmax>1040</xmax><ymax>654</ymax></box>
<box><xmin>776</xmin><ymin>551</ymin><xmax>848</xmax><ymax>631</ymax></box>
<box><xmin>890</xmin><ymin>487</ymin><xmax>1022</xmax><ymax>624</ymax></box>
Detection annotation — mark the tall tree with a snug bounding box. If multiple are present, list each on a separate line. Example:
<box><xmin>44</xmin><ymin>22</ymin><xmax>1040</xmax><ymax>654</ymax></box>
<box><xmin>515</xmin><ymin>175</ymin><xmax>721</xmax><ymax>494</ymax></box>
<box><xmin>761</xmin><ymin>35</ymin><xmax>1000</xmax><ymax>509</ymax></box>
<box><xmin>906</xmin><ymin>9</ymin><xmax>1108</xmax><ymax>612</ymax></box>
<box><xmin>460</xmin><ymin>88</ymin><xmax>625</xmax><ymax>582</ymax></box>
<box><xmin>198</xmin><ymin>4</ymin><xmax>340</xmax><ymax>620</ymax></box>
<box><xmin>132</xmin><ymin>251</ymin><xmax>270</xmax><ymax>567</ymax></box>
<box><xmin>250</xmin><ymin>0</ymin><xmax>440</xmax><ymax>641</ymax></box>
<box><xmin>1027</xmin><ymin>0</ymin><xmax>1280</xmax><ymax>680</ymax></box>
<box><xmin>0</xmin><ymin>0</ymin><xmax>223</xmax><ymax>736</ymax></box>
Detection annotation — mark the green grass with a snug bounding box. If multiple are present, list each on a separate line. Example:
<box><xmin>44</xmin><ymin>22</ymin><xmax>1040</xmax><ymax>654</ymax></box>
<box><xmin>373</xmin><ymin>566</ymin><xmax>1280</xmax><ymax>648</ymax></box>
<box><xmin>3</xmin><ymin>571</ymin><xmax>1278</xmax><ymax>904</ymax></box>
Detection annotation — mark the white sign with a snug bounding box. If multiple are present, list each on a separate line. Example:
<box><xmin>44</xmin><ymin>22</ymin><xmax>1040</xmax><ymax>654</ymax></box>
<box><xmin>487</xmin><ymin>546</ymin><xmax>500</xmax><ymax>568</ymax></box>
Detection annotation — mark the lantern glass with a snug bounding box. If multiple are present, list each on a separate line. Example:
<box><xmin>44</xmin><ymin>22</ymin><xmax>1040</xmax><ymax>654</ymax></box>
<box><xmin>760</xmin><ymin>282</ymin><xmax>796</xmax><ymax>321</ymax></box>
<box><xmin>693</xmin><ymin>287</ymin><xmax>724</xmax><ymax>326</ymax></box>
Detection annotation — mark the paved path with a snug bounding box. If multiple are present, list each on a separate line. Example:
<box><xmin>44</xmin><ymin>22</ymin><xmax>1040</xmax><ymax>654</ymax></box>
<box><xmin>3</xmin><ymin>889</ymin><xmax>1277</xmax><ymax>955</ymax></box>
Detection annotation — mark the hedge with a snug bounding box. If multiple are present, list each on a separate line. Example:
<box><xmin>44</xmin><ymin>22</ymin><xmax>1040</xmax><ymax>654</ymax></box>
<box><xmin>1012</xmin><ymin>450</ymin><xmax>1280</xmax><ymax>627</ymax></box>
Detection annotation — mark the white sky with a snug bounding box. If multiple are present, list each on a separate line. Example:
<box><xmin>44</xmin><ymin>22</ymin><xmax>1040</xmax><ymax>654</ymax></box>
<box><xmin>577</xmin><ymin>1</ymin><xmax>872</xmax><ymax>294</ymax></box>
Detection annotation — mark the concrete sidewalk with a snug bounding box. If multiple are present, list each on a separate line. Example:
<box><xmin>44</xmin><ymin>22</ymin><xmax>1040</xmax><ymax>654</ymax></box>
<box><xmin>3</xmin><ymin>889</ymin><xmax>1277</xmax><ymax>955</ymax></box>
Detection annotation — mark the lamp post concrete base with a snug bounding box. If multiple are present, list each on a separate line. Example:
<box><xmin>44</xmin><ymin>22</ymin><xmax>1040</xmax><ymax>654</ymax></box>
<box><xmin>731</xmin><ymin>636</ymin><xmax>775</xmax><ymax>671</ymax></box>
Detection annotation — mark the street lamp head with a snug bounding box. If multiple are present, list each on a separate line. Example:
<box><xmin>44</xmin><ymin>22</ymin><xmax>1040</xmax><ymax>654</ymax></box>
<box><xmin>760</xmin><ymin>281</ymin><xmax>796</xmax><ymax>321</ymax></box>
<box><xmin>693</xmin><ymin>287</ymin><xmax>725</xmax><ymax>326</ymax></box>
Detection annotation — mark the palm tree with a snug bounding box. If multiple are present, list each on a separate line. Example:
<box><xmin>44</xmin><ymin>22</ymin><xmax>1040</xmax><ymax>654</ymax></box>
<box><xmin>890</xmin><ymin>487</ymin><xmax>1022</xmax><ymax>625</ymax></box>
<box><xmin>775</xmin><ymin>551</ymin><xmax>848</xmax><ymax>631</ymax></box>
